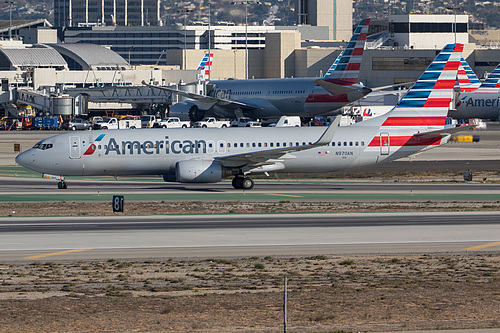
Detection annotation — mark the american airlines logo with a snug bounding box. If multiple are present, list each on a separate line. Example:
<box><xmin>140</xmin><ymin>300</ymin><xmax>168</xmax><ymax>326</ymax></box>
<box><xmin>461</xmin><ymin>96</ymin><xmax>500</xmax><ymax>108</ymax></box>
<box><xmin>99</xmin><ymin>136</ymin><xmax>209</xmax><ymax>156</ymax></box>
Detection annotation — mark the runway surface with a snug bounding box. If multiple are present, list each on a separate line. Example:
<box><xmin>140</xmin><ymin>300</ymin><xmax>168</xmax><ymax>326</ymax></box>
<box><xmin>0</xmin><ymin>212</ymin><xmax>499</xmax><ymax>261</ymax></box>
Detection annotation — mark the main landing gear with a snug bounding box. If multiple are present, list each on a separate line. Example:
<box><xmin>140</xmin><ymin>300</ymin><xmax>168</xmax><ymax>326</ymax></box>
<box><xmin>232</xmin><ymin>176</ymin><xmax>254</xmax><ymax>190</ymax></box>
<box><xmin>57</xmin><ymin>181</ymin><xmax>67</xmax><ymax>189</ymax></box>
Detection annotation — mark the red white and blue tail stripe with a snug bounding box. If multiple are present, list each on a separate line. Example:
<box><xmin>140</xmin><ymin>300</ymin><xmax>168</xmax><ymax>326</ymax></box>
<box><xmin>457</xmin><ymin>58</ymin><xmax>481</xmax><ymax>92</ymax></box>
<box><xmin>476</xmin><ymin>62</ymin><xmax>500</xmax><ymax>91</ymax></box>
<box><xmin>324</xmin><ymin>50</ymin><xmax>344</xmax><ymax>78</ymax></box>
<box><xmin>379</xmin><ymin>43</ymin><xmax>463</xmax><ymax>133</ymax></box>
<box><xmin>324</xmin><ymin>18</ymin><xmax>370</xmax><ymax>85</ymax></box>
<box><xmin>196</xmin><ymin>53</ymin><xmax>213</xmax><ymax>81</ymax></box>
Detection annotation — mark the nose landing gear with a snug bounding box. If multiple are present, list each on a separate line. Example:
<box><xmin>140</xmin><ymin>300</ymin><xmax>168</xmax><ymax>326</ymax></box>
<box><xmin>232</xmin><ymin>176</ymin><xmax>254</xmax><ymax>190</ymax></box>
<box><xmin>57</xmin><ymin>181</ymin><xmax>67</xmax><ymax>189</ymax></box>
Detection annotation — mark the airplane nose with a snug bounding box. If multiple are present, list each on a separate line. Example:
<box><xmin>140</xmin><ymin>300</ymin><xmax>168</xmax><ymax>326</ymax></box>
<box><xmin>15</xmin><ymin>150</ymin><xmax>33</xmax><ymax>168</ymax></box>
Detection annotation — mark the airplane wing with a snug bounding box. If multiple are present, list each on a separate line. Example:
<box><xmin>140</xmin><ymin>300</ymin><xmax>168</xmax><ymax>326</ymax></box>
<box><xmin>142</xmin><ymin>81</ymin><xmax>258</xmax><ymax>110</ymax></box>
<box><xmin>216</xmin><ymin>116</ymin><xmax>341</xmax><ymax>168</ymax></box>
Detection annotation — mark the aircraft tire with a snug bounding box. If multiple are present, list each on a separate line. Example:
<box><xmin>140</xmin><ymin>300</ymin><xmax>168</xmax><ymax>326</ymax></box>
<box><xmin>241</xmin><ymin>177</ymin><xmax>254</xmax><ymax>190</ymax></box>
<box><xmin>232</xmin><ymin>177</ymin><xmax>242</xmax><ymax>189</ymax></box>
<box><xmin>58</xmin><ymin>181</ymin><xmax>67</xmax><ymax>189</ymax></box>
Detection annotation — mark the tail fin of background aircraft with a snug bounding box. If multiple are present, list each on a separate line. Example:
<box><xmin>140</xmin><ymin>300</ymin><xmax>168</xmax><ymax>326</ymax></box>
<box><xmin>457</xmin><ymin>58</ymin><xmax>481</xmax><ymax>92</ymax></box>
<box><xmin>196</xmin><ymin>53</ymin><xmax>213</xmax><ymax>81</ymax></box>
<box><xmin>324</xmin><ymin>50</ymin><xmax>344</xmax><ymax>78</ymax></box>
<box><xmin>324</xmin><ymin>18</ymin><xmax>370</xmax><ymax>84</ymax></box>
<box><xmin>476</xmin><ymin>62</ymin><xmax>500</xmax><ymax>91</ymax></box>
<box><xmin>370</xmin><ymin>43</ymin><xmax>462</xmax><ymax>135</ymax></box>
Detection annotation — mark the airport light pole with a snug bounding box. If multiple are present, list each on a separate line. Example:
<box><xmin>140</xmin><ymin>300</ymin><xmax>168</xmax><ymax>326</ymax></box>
<box><xmin>178</xmin><ymin>8</ymin><xmax>193</xmax><ymax>70</ymax></box>
<box><xmin>447</xmin><ymin>5</ymin><xmax>462</xmax><ymax>44</ymax></box>
<box><xmin>230</xmin><ymin>0</ymin><xmax>261</xmax><ymax>79</ymax></box>
<box><xmin>5</xmin><ymin>0</ymin><xmax>14</xmax><ymax>40</ymax></box>
<box><xmin>208</xmin><ymin>1</ymin><xmax>211</xmax><ymax>80</ymax></box>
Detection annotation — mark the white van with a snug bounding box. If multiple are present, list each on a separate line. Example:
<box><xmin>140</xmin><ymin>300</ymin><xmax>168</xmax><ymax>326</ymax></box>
<box><xmin>269</xmin><ymin>116</ymin><xmax>301</xmax><ymax>127</ymax></box>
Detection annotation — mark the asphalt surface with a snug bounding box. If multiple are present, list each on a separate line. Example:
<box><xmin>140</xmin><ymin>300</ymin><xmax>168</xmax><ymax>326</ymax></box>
<box><xmin>0</xmin><ymin>212</ymin><xmax>499</xmax><ymax>261</ymax></box>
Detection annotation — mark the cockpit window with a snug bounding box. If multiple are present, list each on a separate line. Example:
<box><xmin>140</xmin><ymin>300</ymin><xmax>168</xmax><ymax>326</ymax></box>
<box><xmin>33</xmin><ymin>142</ymin><xmax>53</xmax><ymax>150</ymax></box>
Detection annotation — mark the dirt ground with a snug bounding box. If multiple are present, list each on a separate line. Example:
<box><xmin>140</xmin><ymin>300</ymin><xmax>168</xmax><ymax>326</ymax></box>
<box><xmin>3</xmin><ymin>199</ymin><xmax>500</xmax><ymax>217</ymax></box>
<box><xmin>0</xmin><ymin>255</ymin><xmax>499</xmax><ymax>333</ymax></box>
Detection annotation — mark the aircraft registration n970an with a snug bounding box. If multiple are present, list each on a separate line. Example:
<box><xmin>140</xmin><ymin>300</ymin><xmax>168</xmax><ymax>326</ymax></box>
<box><xmin>16</xmin><ymin>44</ymin><xmax>466</xmax><ymax>190</ymax></box>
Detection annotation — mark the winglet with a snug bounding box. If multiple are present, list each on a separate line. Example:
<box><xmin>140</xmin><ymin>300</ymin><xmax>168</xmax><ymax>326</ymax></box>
<box><xmin>313</xmin><ymin>116</ymin><xmax>341</xmax><ymax>146</ymax></box>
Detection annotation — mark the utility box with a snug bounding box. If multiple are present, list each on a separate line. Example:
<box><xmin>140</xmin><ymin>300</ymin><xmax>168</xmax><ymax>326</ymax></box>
<box><xmin>464</xmin><ymin>171</ymin><xmax>473</xmax><ymax>182</ymax></box>
<box><xmin>112</xmin><ymin>195</ymin><xmax>124</xmax><ymax>213</ymax></box>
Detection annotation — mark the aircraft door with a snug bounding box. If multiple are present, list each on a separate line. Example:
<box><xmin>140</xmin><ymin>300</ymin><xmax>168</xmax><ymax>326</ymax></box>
<box><xmin>379</xmin><ymin>133</ymin><xmax>390</xmax><ymax>155</ymax></box>
<box><xmin>69</xmin><ymin>136</ymin><xmax>81</xmax><ymax>159</ymax></box>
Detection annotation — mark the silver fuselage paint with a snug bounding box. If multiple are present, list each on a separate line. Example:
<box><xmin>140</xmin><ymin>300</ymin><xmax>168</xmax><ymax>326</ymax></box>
<box><xmin>16</xmin><ymin>121</ymin><xmax>445</xmax><ymax>180</ymax></box>
<box><xmin>203</xmin><ymin>78</ymin><xmax>367</xmax><ymax>118</ymax></box>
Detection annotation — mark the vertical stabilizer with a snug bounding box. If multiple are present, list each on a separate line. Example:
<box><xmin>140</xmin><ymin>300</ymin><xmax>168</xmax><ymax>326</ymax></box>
<box><xmin>374</xmin><ymin>43</ymin><xmax>463</xmax><ymax>136</ymax></box>
<box><xmin>196</xmin><ymin>53</ymin><xmax>213</xmax><ymax>81</ymax></box>
<box><xmin>325</xmin><ymin>18</ymin><xmax>370</xmax><ymax>84</ymax></box>
<box><xmin>457</xmin><ymin>58</ymin><xmax>481</xmax><ymax>92</ymax></box>
<box><xmin>477</xmin><ymin>62</ymin><xmax>500</xmax><ymax>91</ymax></box>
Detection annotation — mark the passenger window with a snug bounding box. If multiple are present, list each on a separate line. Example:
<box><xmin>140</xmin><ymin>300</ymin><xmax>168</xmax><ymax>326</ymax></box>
<box><xmin>252</xmin><ymin>143</ymin><xmax>256</xmax><ymax>147</ymax></box>
<box><xmin>349</xmin><ymin>142</ymin><xmax>353</xmax><ymax>146</ymax></box>
<box><xmin>258</xmin><ymin>143</ymin><xmax>262</xmax><ymax>147</ymax></box>
<box><xmin>332</xmin><ymin>142</ymin><xmax>335</xmax><ymax>146</ymax></box>
<box><xmin>361</xmin><ymin>141</ymin><xmax>365</xmax><ymax>146</ymax></box>
<box><xmin>264</xmin><ymin>143</ymin><xmax>268</xmax><ymax>147</ymax></box>
<box><xmin>355</xmin><ymin>142</ymin><xmax>358</xmax><ymax>146</ymax></box>
<box><xmin>344</xmin><ymin>142</ymin><xmax>347</xmax><ymax>146</ymax></box>
<box><xmin>302</xmin><ymin>142</ymin><xmax>306</xmax><ymax>146</ymax></box>
<box><xmin>337</xmin><ymin>142</ymin><xmax>341</xmax><ymax>146</ymax></box>
<box><xmin>295</xmin><ymin>142</ymin><xmax>299</xmax><ymax>146</ymax></box>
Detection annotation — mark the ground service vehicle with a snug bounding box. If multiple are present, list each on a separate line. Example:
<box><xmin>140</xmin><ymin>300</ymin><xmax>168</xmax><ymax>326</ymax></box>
<box><xmin>231</xmin><ymin>117</ymin><xmax>261</xmax><ymax>127</ymax></box>
<box><xmin>153</xmin><ymin>117</ymin><xmax>191</xmax><ymax>128</ymax></box>
<box><xmin>93</xmin><ymin>117</ymin><xmax>141</xmax><ymax>130</ymax></box>
<box><xmin>141</xmin><ymin>115</ymin><xmax>158</xmax><ymax>128</ymax></box>
<box><xmin>61</xmin><ymin>118</ymin><xmax>92</xmax><ymax>131</ymax></box>
<box><xmin>269</xmin><ymin>116</ymin><xmax>302</xmax><ymax>127</ymax></box>
<box><xmin>193</xmin><ymin>117</ymin><xmax>230</xmax><ymax>128</ymax></box>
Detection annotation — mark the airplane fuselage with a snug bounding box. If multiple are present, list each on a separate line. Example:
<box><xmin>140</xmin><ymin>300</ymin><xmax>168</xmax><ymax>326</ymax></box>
<box><xmin>451</xmin><ymin>91</ymin><xmax>500</xmax><ymax>120</ymax></box>
<box><xmin>203</xmin><ymin>78</ymin><xmax>367</xmax><ymax>119</ymax></box>
<box><xmin>16</xmin><ymin>124</ymin><xmax>444</xmax><ymax>182</ymax></box>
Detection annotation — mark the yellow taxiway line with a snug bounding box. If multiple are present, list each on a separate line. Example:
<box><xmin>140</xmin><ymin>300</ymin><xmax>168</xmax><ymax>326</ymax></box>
<box><xmin>22</xmin><ymin>249</ymin><xmax>92</xmax><ymax>259</ymax></box>
<box><xmin>464</xmin><ymin>241</ymin><xmax>500</xmax><ymax>251</ymax></box>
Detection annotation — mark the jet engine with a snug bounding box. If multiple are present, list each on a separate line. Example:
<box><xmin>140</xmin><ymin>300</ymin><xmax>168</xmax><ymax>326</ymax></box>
<box><xmin>176</xmin><ymin>159</ymin><xmax>223</xmax><ymax>183</ymax></box>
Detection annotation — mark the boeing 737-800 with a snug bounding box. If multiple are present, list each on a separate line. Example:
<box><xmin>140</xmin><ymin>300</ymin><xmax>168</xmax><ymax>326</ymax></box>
<box><xmin>144</xmin><ymin>19</ymin><xmax>372</xmax><ymax>121</ymax></box>
<box><xmin>16</xmin><ymin>44</ymin><xmax>466</xmax><ymax>190</ymax></box>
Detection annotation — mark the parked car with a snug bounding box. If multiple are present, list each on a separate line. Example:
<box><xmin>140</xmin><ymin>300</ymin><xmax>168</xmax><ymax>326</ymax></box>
<box><xmin>61</xmin><ymin>118</ymin><xmax>92</xmax><ymax>131</ymax></box>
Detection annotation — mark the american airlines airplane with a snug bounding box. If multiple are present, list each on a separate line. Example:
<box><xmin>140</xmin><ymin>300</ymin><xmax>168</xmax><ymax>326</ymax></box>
<box><xmin>16</xmin><ymin>44</ymin><xmax>466</xmax><ymax>190</ymax></box>
<box><xmin>452</xmin><ymin>61</ymin><xmax>500</xmax><ymax>120</ymax></box>
<box><xmin>144</xmin><ymin>19</ymin><xmax>372</xmax><ymax>121</ymax></box>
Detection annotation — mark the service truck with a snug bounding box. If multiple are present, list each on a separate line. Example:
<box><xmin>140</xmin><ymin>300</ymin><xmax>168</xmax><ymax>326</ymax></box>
<box><xmin>93</xmin><ymin>117</ymin><xmax>141</xmax><ymax>130</ymax></box>
<box><xmin>153</xmin><ymin>117</ymin><xmax>191</xmax><ymax>128</ymax></box>
<box><xmin>192</xmin><ymin>117</ymin><xmax>230</xmax><ymax>128</ymax></box>
<box><xmin>141</xmin><ymin>115</ymin><xmax>158</xmax><ymax>128</ymax></box>
<box><xmin>230</xmin><ymin>117</ymin><xmax>261</xmax><ymax>127</ymax></box>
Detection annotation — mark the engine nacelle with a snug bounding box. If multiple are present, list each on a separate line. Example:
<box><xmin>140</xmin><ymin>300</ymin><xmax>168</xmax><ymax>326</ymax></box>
<box><xmin>176</xmin><ymin>159</ymin><xmax>223</xmax><ymax>183</ymax></box>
